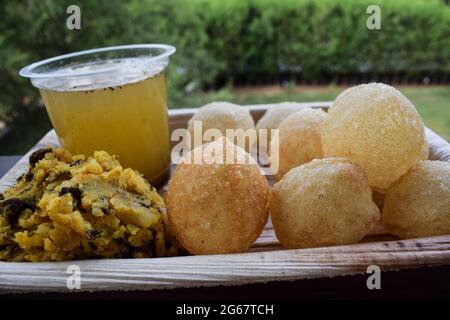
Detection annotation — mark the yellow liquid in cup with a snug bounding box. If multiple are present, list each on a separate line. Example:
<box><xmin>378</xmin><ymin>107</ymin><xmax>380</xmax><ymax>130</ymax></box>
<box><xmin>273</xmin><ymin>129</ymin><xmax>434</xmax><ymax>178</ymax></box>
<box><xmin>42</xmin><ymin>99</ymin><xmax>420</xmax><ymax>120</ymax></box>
<box><xmin>40</xmin><ymin>71</ymin><xmax>170</xmax><ymax>185</ymax></box>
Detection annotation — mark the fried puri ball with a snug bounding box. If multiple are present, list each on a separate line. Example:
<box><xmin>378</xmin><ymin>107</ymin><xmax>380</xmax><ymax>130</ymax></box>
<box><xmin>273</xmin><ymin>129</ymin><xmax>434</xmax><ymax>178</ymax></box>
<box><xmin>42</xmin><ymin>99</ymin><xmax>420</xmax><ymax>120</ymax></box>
<box><xmin>321</xmin><ymin>83</ymin><xmax>425</xmax><ymax>190</ymax></box>
<box><xmin>271</xmin><ymin>108</ymin><xmax>327</xmax><ymax>180</ymax></box>
<box><xmin>382</xmin><ymin>160</ymin><xmax>450</xmax><ymax>239</ymax></box>
<box><xmin>256</xmin><ymin>102</ymin><xmax>306</xmax><ymax>135</ymax></box>
<box><xmin>187</xmin><ymin>101</ymin><xmax>255</xmax><ymax>149</ymax></box>
<box><xmin>256</xmin><ymin>103</ymin><xmax>307</xmax><ymax>161</ymax></box>
<box><xmin>271</xmin><ymin>158</ymin><xmax>380</xmax><ymax>249</ymax></box>
<box><xmin>166</xmin><ymin>137</ymin><xmax>270</xmax><ymax>254</ymax></box>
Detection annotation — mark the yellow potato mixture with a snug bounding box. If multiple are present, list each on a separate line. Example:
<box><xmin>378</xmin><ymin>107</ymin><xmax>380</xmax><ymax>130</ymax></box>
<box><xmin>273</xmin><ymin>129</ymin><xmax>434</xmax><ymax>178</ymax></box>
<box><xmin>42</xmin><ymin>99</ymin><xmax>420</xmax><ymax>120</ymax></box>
<box><xmin>0</xmin><ymin>147</ymin><xmax>178</xmax><ymax>262</ymax></box>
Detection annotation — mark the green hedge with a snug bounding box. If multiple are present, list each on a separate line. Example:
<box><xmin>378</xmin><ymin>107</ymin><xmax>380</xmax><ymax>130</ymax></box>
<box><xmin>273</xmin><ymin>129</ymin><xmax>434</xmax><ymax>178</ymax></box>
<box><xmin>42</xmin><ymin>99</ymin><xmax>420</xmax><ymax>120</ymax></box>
<box><xmin>145</xmin><ymin>0</ymin><xmax>449</xmax><ymax>86</ymax></box>
<box><xmin>1</xmin><ymin>0</ymin><xmax>449</xmax><ymax>123</ymax></box>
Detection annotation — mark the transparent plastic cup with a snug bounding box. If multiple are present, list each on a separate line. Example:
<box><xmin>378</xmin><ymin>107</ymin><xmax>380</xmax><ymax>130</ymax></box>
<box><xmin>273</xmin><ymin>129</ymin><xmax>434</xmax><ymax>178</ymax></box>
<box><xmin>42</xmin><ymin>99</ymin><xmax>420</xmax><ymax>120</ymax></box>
<box><xmin>20</xmin><ymin>44</ymin><xmax>176</xmax><ymax>185</ymax></box>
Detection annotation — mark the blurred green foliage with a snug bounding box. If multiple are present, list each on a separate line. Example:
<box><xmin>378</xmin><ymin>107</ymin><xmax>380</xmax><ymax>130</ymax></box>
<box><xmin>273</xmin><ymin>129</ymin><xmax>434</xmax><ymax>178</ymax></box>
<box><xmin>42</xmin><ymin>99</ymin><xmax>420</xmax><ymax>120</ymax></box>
<box><xmin>0</xmin><ymin>0</ymin><xmax>127</xmax><ymax>121</ymax></box>
<box><xmin>0</xmin><ymin>0</ymin><xmax>449</xmax><ymax>128</ymax></box>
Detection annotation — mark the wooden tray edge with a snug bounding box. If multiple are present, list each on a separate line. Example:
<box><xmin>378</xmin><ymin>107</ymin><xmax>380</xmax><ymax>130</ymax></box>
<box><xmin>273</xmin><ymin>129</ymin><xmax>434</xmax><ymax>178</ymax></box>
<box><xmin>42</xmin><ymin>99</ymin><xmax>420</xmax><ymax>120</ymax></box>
<box><xmin>1</xmin><ymin>235</ymin><xmax>450</xmax><ymax>294</ymax></box>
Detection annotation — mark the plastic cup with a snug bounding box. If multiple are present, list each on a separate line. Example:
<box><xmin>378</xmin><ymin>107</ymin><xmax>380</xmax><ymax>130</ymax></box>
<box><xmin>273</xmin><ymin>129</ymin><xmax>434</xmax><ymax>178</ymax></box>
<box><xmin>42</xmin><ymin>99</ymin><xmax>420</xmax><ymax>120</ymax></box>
<box><xmin>20</xmin><ymin>44</ymin><xmax>176</xmax><ymax>185</ymax></box>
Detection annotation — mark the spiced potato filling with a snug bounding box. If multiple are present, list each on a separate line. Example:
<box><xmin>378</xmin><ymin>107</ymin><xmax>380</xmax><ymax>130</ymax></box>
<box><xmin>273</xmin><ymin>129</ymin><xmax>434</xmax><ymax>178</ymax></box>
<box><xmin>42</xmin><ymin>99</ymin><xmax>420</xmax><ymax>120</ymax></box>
<box><xmin>0</xmin><ymin>147</ymin><xmax>178</xmax><ymax>262</ymax></box>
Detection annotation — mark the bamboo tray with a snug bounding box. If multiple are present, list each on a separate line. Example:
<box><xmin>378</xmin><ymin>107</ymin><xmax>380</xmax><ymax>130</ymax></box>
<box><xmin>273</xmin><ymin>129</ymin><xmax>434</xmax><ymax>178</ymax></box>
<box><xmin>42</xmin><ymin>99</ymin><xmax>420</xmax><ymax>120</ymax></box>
<box><xmin>1</xmin><ymin>102</ymin><xmax>450</xmax><ymax>294</ymax></box>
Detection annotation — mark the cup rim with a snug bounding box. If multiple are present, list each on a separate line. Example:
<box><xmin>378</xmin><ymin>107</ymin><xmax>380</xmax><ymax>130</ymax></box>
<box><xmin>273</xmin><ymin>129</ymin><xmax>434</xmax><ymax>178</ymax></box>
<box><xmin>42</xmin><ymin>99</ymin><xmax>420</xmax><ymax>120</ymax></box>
<box><xmin>19</xmin><ymin>44</ymin><xmax>176</xmax><ymax>79</ymax></box>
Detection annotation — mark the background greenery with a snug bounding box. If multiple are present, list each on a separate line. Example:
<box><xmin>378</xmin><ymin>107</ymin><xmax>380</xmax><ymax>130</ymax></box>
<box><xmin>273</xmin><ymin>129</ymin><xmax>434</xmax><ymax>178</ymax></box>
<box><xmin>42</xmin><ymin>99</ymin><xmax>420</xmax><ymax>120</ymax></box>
<box><xmin>0</xmin><ymin>0</ymin><xmax>449</xmax><ymax>154</ymax></box>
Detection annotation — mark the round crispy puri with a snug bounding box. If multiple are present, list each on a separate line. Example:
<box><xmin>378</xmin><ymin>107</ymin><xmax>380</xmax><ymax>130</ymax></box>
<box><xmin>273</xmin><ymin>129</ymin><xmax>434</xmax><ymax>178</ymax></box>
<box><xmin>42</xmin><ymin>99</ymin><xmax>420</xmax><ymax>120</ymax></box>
<box><xmin>256</xmin><ymin>103</ymin><xmax>307</xmax><ymax>162</ymax></box>
<box><xmin>271</xmin><ymin>158</ymin><xmax>380</xmax><ymax>249</ymax></box>
<box><xmin>256</xmin><ymin>102</ymin><xmax>307</xmax><ymax>131</ymax></box>
<box><xmin>166</xmin><ymin>137</ymin><xmax>270</xmax><ymax>254</ymax></box>
<box><xmin>271</xmin><ymin>108</ymin><xmax>327</xmax><ymax>180</ymax></box>
<box><xmin>321</xmin><ymin>83</ymin><xmax>425</xmax><ymax>189</ymax></box>
<box><xmin>382</xmin><ymin>160</ymin><xmax>450</xmax><ymax>238</ymax></box>
<box><xmin>187</xmin><ymin>101</ymin><xmax>255</xmax><ymax>149</ymax></box>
